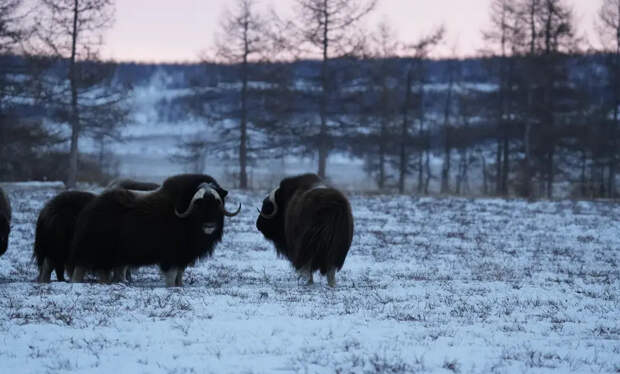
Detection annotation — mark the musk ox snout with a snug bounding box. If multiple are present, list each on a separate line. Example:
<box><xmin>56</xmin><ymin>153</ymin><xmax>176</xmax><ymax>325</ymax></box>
<box><xmin>202</xmin><ymin>222</ymin><xmax>218</xmax><ymax>235</ymax></box>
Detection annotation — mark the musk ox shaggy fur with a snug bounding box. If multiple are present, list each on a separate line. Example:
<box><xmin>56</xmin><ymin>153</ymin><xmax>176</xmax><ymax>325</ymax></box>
<box><xmin>34</xmin><ymin>180</ymin><xmax>160</xmax><ymax>283</ymax></box>
<box><xmin>34</xmin><ymin>191</ymin><xmax>96</xmax><ymax>282</ymax></box>
<box><xmin>256</xmin><ymin>173</ymin><xmax>354</xmax><ymax>287</ymax></box>
<box><xmin>0</xmin><ymin>187</ymin><xmax>11</xmax><ymax>257</ymax></box>
<box><xmin>69</xmin><ymin>174</ymin><xmax>241</xmax><ymax>287</ymax></box>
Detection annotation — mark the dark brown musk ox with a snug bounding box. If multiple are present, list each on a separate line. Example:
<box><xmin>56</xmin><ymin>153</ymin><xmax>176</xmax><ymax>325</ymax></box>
<box><xmin>33</xmin><ymin>179</ymin><xmax>160</xmax><ymax>283</ymax></box>
<box><xmin>0</xmin><ymin>186</ymin><xmax>11</xmax><ymax>257</ymax></box>
<box><xmin>69</xmin><ymin>174</ymin><xmax>241</xmax><ymax>287</ymax></box>
<box><xmin>256</xmin><ymin>173</ymin><xmax>354</xmax><ymax>287</ymax></box>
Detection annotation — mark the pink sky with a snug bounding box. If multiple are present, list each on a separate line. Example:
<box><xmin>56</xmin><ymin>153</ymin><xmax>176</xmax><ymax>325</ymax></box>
<box><xmin>102</xmin><ymin>0</ymin><xmax>601</xmax><ymax>63</ymax></box>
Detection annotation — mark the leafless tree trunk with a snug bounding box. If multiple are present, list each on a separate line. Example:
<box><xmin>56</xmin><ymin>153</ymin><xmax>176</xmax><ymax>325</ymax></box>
<box><xmin>440</xmin><ymin>60</ymin><xmax>455</xmax><ymax>194</ymax></box>
<box><xmin>398</xmin><ymin>69</ymin><xmax>412</xmax><ymax>193</ymax></box>
<box><xmin>599</xmin><ymin>0</ymin><xmax>620</xmax><ymax>198</ymax></box>
<box><xmin>67</xmin><ymin>0</ymin><xmax>80</xmax><ymax>188</ymax></box>
<box><xmin>34</xmin><ymin>0</ymin><xmax>119</xmax><ymax>188</ymax></box>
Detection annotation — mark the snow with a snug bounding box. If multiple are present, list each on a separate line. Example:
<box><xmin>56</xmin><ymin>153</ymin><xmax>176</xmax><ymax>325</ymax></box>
<box><xmin>0</xmin><ymin>183</ymin><xmax>618</xmax><ymax>373</ymax></box>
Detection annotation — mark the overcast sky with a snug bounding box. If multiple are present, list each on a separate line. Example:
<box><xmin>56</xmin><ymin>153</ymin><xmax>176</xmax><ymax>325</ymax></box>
<box><xmin>101</xmin><ymin>0</ymin><xmax>601</xmax><ymax>63</ymax></box>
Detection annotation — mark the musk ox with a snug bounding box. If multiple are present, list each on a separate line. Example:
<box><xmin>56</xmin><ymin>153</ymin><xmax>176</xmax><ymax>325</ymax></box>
<box><xmin>256</xmin><ymin>173</ymin><xmax>354</xmax><ymax>287</ymax></box>
<box><xmin>69</xmin><ymin>174</ymin><xmax>241</xmax><ymax>287</ymax></box>
<box><xmin>34</xmin><ymin>191</ymin><xmax>96</xmax><ymax>282</ymax></box>
<box><xmin>0</xmin><ymin>187</ymin><xmax>11</xmax><ymax>257</ymax></box>
<box><xmin>34</xmin><ymin>180</ymin><xmax>160</xmax><ymax>283</ymax></box>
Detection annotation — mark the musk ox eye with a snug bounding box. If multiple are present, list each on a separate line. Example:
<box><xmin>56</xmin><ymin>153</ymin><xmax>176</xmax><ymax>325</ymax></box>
<box><xmin>261</xmin><ymin>199</ymin><xmax>275</xmax><ymax>215</ymax></box>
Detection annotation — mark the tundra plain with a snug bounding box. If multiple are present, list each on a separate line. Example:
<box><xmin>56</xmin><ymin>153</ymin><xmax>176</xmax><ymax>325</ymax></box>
<box><xmin>0</xmin><ymin>183</ymin><xmax>618</xmax><ymax>373</ymax></box>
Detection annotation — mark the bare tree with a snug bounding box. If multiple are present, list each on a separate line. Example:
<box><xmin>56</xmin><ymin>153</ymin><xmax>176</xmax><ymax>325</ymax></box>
<box><xmin>293</xmin><ymin>0</ymin><xmax>376</xmax><ymax>179</ymax></box>
<box><xmin>482</xmin><ymin>0</ymin><xmax>522</xmax><ymax>195</ymax></box>
<box><xmin>211</xmin><ymin>0</ymin><xmax>267</xmax><ymax>189</ymax></box>
<box><xmin>598</xmin><ymin>0</ymin><xmax>620</xmax><ymax>198</ymax></box>
<box><xmin>439</xmin><ymin>54</ymin><xmax>457</xmax><ymax>195</ymax></box>
<box><xmin>32</xmin><ymin>0</ymin><xmax>126</xmax><ymax>188</ymax></box>
<box><xmin>180</xmin><ymin>0</ymin><xmax>291</xmax><ymax>188</ymax></box>
<box><xmin>399</xmin><ymin>28</ymin><xmax>444</xmax><ymax>194</ymax></box>
<box><xmin>516</xmin><ymin>0</ymin><xmax>577</xmax><ymax>198</ymax></box>
<box><xmin>353</xmin><ymin>21</ymin><xmax>401</xmax><ymax>190</ymax></box>
<box><xmin>0</xmin><ymin>0</ymin><xmax>25</xmax><ymax>53</ymax></box>
<box><xmin>0</xmin><ymin>0</ymin><xmax>28</xmax><ymax>103</ymax></box>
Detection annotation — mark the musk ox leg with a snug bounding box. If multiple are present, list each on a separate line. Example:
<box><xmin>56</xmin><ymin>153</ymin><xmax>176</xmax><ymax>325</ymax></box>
<box><xmin>112</xmin><ymin>266</ymin><xmax>128</xmax><ymax>283</ymax></box>
<box><xmin>54</xmin><ymin>264</ymin><xmax>66</xmax><ymax>282</ymax></box>
<box><xmin>97</xmin><ymin>270</ymin><xmax>112</xmax><ymax>284</ymax></box>
<box><xmin>37</xmin><ymin>258</ymin><xmax>53</xmax><ymax>283</ymax></box>
<box><xmin>298</xmin><ymin>264</ymin><xmax>313</xmax><ymax>285</ymax></box>
<box><xmin>70</xmin><ymin>266</ymin><xmax>86</xmax><ymax>283</ymax></box>
<box><xmin>175</xmin><ymin>267</ymin><xmax>185</xmax><ymax>287</ymax></box>
<box><xmin>327</xmin><ymin>268</ymin><xmax>337</xmax><ymax>288</ymax></box>
<box><xmin>125</xmin><ymin>267</ymin><xmax>133</xmax><ymax>283</ymax></box>
<box><xmin>162</xmin><ymin>268</ymin><xmax>178</xmax><ymax>287</ymax></box>
<box><xmin>66</xmin><ymin>264</ymin><xmax>75</xmax><ymax>280</ymax></box>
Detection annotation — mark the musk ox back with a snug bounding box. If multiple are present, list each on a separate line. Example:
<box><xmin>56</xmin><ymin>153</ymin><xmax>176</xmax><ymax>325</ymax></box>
<box><xmin>70</xmin><ymin>174</ymin><xmax>240</xmax><ymax>287</ymax></box>
<box><xmin>34</xmin><ymin>191</ymin><xmax>96</xmax><ymax>282</ymax></box>
<box><xmin>0</xmin><ymin>187</ymin><xmax>11</xmax><ymax>256</ymax></box>
<box><xmin>256</xmin><ymin>173</ymin><xmax>354</xmax><ymax>287</ymax></box>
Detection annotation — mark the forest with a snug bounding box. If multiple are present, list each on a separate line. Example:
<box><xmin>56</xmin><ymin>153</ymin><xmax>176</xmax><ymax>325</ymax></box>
<box><xmin>1</xmin><ymin>0</ymin><xmax>619</xmax><ymax>199</ymax></box>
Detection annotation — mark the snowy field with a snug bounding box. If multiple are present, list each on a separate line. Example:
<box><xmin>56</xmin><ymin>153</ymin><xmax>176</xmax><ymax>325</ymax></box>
<box><xmin>0</xmin><ymin>182</ymin><xmax>618</xmax><ymax>373</ymax></box>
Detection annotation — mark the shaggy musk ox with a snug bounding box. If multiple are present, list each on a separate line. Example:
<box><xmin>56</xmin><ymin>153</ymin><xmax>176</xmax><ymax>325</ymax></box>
<box><xmin>34</xmin><ymin>191</ymin><xmax>96</xmax><ymax>282</ymax></box>
<box><xmin>34</xmin><ymin>180</ymin><xmax>160</xmax><ymax>283</ymax></box>
<box><xmin>69</xmin><ymin>174</ymin><xmax>241</xmax><ymax>287</ymax></box>
<box><xmin>0</xmin><ymin>187</ymin><xmax>11</xmax><ymax>256</ymax></box>
<box><xmin>256</xmin><ymin>173</ymin><xmax>354</xmax><ymax>287</ymax></box>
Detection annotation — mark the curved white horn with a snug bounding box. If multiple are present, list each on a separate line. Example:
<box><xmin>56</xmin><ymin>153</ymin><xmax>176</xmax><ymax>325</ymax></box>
<box><xmin>175</xmin><ymin>185</ymin><xmax>209</xmax><ymax>218</ymax></box>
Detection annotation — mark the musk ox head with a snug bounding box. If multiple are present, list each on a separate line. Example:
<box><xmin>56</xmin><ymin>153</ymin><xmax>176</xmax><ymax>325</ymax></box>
<box><xmin>0</xmin><ymin>187</ymin><xmax>11</xmax><ymax>256</ymax></box>
<box><xmin>175</xmin><ymin>181</ymin><xmax>240</xmax><ymax>235</ymax></box>
<box><xmin>256</xmin><ymin>174</ymin><xmax>322</xmax><ymax>250</ymax></box>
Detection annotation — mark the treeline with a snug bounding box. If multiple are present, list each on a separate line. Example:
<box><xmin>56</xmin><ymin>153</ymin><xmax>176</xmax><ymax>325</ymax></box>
<box><xmin>1</xmin><ymin>0</ymin><xmax>619</xmax><ymax>199</ymax></box>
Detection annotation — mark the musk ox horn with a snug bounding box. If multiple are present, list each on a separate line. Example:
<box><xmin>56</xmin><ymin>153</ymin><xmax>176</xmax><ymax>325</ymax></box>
<box><xmin>260</xmin><ymin>187</ymin><xmax>279</xmax><ymax>219</ymax></box>
<box><xmin>221</xmin><ymin>203</ymin><xmax>241</xmax><ymax>217</ymax></box>
<box><xmin>175</xmin><ymin>184</ymin><xmax>210</xmax><ymax>218</ymax></box>
<box><xmin>175</xmin><ymin>183</ymin><xmax>240</xmax><ymax>218</ymax></box>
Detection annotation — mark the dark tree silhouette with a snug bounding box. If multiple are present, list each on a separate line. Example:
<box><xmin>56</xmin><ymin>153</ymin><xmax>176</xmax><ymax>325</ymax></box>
<box><xmin>32</xmin><ymin>0</ymin><xmax>128</xmax><ymax>188</ymax></box>
<box><xmin>292</xmin><ymin>0</ymin><xmax>376</xmax><ymax>179</ymax></box>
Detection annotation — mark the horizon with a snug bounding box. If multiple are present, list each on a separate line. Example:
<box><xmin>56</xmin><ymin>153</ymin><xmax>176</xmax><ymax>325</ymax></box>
<box><xmin>101</xmin><ymin>0</ymin><xmax>600</xmax><ymax>64</ymax></box>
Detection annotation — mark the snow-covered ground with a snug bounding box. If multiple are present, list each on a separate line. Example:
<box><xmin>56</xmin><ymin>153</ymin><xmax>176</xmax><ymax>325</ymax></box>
<box><xmin>0</xmin><ymin>183</ymin><xmax>618</xmax><ymax>373</ymax></box>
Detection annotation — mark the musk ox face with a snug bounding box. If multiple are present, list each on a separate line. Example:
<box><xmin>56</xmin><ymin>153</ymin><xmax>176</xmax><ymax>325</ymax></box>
<box><xmin>175</xmin><ymin>182</ymin><xmax>230</xmax><ymax>236</ymax></box>
<box><xmin>256</xmin><ymin>174</ymin><xmax>322</xmax><ymax>245</ymax></box>
<box><xmin>256</xmin><ymin>186</ymin><xmax>284</xmax><ymax>243</ymax></box>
